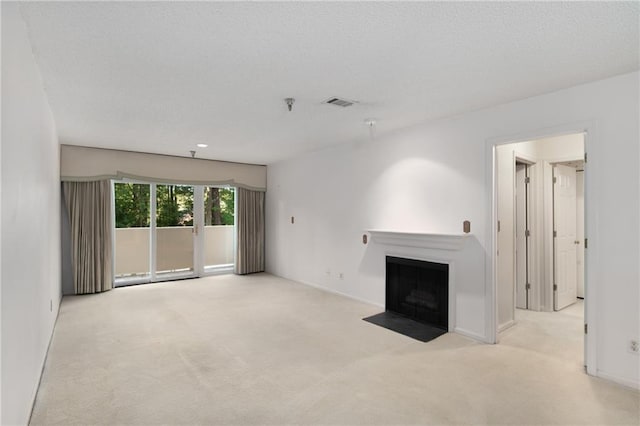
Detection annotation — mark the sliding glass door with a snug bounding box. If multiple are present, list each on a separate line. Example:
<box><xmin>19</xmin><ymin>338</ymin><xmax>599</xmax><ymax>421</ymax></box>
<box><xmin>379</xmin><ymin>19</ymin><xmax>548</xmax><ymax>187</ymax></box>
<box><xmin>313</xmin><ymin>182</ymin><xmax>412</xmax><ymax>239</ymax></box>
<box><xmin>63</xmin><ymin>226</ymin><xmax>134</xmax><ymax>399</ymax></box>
<box><xmin>113</xmin><ymin>181</ymin><xmax>235</xmax><ymax>286</ymax></box>
<box><xmin>155</xmin><ymin>184</ymin><xmax>195</xmax><ymax>280</ymax></box>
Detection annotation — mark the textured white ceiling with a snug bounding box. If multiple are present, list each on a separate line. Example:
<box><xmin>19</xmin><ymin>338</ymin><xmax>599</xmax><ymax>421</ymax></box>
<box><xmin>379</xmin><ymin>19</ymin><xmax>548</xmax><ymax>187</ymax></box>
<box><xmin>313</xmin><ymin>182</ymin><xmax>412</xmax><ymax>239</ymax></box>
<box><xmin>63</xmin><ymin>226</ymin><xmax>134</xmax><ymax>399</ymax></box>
<box><xmin>20</xmin><ymin>1</ymin><xmax>639</xmax><ymax>164</ymax></box>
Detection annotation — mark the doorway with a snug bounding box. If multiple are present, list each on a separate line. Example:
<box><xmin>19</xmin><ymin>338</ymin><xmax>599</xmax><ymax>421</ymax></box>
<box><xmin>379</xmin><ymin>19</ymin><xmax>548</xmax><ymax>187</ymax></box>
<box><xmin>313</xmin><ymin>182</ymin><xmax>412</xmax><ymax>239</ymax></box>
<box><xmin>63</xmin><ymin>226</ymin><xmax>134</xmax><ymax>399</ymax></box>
<box><xmin>112</xmin><ymin>181</ymin><xmax>236</xmax><ymax>286</ymax></box>
<box><xmin>494</xmin><ymin>132</ymin><xmax>586</xmax><ymax>362</ymax></box>
<box><xmin>515</xmin><ymin>161</ymin><xmax>530</xmax><ymax>310</ymax></box>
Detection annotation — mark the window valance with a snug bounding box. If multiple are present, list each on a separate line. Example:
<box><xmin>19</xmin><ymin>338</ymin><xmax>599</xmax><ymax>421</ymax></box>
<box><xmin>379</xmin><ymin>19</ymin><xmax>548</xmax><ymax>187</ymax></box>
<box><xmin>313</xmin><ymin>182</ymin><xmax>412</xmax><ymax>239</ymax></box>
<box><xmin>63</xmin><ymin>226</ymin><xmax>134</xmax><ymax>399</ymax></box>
<box><xmin>60</xmin><ymin>145</ymin><xmax>266</xmax><ymax>191</ymax></box>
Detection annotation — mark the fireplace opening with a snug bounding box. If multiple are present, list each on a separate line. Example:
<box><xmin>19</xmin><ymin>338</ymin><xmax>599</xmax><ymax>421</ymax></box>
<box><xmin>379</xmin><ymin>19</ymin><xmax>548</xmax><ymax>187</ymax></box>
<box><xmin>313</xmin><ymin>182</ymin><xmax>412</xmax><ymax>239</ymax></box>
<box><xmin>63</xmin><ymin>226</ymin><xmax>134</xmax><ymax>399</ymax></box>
<box><xmin>364</xmin><ymin>256</ymin><xmax>449</xmax><ymax>342</ymax></box>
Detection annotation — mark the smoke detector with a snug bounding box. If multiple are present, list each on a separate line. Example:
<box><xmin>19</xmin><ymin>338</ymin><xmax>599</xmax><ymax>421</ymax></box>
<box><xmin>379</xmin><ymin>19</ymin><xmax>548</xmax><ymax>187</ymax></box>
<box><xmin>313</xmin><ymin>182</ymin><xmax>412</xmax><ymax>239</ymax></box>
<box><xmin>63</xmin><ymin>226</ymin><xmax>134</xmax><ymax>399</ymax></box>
<box><xmin>323</xmin><ymin>97</ymin><xmax>357</xmax><ymax>107</ymax></box>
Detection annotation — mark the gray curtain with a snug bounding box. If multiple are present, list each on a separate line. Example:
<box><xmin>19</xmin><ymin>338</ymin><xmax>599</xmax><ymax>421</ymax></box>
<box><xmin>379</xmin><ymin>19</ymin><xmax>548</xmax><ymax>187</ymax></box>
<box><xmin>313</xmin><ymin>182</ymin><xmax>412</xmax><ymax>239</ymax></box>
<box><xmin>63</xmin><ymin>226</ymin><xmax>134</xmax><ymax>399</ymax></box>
<box><xmin>235</xmin><ymin>188</ymin><xmax>265</xmax><ymax>275</ymax></box>
<box><xmin>63</xmin><ymin>180</ymin><xmax>113</xmax><ymax>294</ymax></box>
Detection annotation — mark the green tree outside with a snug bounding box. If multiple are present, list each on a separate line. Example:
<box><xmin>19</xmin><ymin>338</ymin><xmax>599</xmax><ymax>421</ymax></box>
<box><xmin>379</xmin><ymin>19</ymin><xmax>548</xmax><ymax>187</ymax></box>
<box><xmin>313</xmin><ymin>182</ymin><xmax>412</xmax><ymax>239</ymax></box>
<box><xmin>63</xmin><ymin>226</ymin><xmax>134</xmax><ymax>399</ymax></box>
<box><xmin>115</xmin><ymin>183</ymin><xmax>234</xmax><ymax>228</ymax></box>
<box><xmin>156</xmin><ymin>184</ymin><xmax>194</xmax><ymax>227</ymax></box>
<box><xmin>205</xmin><ymin>187</ymin><xmax>235</xmax><ymax>226</ymax></box>
<box><xmin>114</xmin><ymin>183</ymin><xmax>150</xmax><ymax>228</ymax></box>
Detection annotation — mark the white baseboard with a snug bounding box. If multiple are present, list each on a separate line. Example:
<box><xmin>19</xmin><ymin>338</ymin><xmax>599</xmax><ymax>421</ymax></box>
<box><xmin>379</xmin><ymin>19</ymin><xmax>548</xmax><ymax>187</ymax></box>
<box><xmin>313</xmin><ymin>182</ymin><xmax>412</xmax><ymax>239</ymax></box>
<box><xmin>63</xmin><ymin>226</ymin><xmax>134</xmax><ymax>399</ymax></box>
<box><xmin>295</xmin><ymin>278</ymin><xmax>384</xmax><ymax>309</ymax></box>
<box><xmin>596</xmin><ymin>370</ymin><xmax>640</xmax><ymax>390</ymax></box>
<box><xmin>498</xmin><ymin>319</ymin><xmax>516</xmax><ymax>333</ymax></box>
<box><xmin>28</xmin><ymin>297</ymin><xmax>62</xmax><ymax>423</ymax></box>
<box><xmin>454</xmin><ymin>327</ymin><xmax>489</xmax><ymax>343</ymax></box>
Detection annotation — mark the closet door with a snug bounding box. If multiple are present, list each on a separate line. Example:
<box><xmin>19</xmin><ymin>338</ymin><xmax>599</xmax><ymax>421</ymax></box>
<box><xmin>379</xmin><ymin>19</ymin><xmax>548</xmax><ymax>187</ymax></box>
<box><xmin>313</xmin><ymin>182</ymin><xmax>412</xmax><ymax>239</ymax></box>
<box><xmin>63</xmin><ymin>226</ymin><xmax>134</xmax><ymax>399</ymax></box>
<box><xmin>553</xmin><ymin>165</ymin><xmax>578</xmax><ymax>310</ymax></box>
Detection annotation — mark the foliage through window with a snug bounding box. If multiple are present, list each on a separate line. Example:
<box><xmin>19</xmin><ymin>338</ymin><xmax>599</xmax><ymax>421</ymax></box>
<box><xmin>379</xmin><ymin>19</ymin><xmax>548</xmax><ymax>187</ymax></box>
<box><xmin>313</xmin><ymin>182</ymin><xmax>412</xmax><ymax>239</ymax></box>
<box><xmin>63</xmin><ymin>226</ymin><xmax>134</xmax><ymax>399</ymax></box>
<box><xmin>156</xmin><ymin>185</ymin><xmax>194</xmax><ymax>227</ymax></box>
<box><xmin>205</xmin><ymin>187</ymin><xmax>234</xmax><ymax>225</ymax></box>
<box><xmin>114</xmin><ymin>183</ymin><xmax>150</xmax><ymax>228</ymax></box>
<box><xmin>114</xmin><ymin>183</ymin><xmax>234</xmax><ymax>228</ymax></box>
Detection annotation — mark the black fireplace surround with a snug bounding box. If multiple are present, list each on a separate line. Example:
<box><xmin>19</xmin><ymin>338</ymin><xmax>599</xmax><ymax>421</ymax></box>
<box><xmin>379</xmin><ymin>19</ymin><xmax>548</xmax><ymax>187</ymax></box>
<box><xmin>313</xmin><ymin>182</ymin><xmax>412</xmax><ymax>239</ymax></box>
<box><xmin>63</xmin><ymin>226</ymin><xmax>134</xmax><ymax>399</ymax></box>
<box><xmin>363</xmin><ymin>256</ymin><xmax>449</xmax><ymax>342</ymax></box>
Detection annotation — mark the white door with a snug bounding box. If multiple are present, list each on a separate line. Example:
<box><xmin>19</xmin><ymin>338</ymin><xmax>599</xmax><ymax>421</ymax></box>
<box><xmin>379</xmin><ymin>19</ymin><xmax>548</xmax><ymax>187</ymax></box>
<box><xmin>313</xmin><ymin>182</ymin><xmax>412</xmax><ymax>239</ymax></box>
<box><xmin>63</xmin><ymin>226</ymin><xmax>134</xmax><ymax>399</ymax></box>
<box><xmin>554</xmin><ymin>165</ymin><xmax>578</xmax><ymax>310</ymax></box>
<box><xmin>515</xmin><ymin>164</ymin><xmax>528</xmax><ymax>309</ymax></box>
<box><xmin>576</xmin><ymin>171</ymin><xmax>585</xmax><ymax>298</ymax></box>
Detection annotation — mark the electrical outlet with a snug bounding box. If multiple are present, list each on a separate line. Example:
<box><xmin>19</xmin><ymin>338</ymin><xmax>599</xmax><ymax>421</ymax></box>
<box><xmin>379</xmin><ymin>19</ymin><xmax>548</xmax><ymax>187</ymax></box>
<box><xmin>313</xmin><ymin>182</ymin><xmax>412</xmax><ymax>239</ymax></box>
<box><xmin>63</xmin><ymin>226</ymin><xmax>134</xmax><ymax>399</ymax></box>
<box><xmin>629</xmin><ymin>340</ymin><xmax>639</xmax><ymax>354</ymax></box>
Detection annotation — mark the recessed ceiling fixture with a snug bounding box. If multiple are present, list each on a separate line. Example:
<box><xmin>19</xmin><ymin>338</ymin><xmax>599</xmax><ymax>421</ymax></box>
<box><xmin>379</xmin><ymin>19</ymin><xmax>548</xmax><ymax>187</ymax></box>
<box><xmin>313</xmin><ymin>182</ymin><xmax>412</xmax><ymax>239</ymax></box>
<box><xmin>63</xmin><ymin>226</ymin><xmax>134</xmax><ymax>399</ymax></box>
<box><xmin>196</xmin><ymin>143</ymin><xmax>208</xmax><ymax>148</ymax></box>
<box><xmin>324</xmin><ymin>97</ymin><xmax>357</xmax><ymax>107</ymax></box>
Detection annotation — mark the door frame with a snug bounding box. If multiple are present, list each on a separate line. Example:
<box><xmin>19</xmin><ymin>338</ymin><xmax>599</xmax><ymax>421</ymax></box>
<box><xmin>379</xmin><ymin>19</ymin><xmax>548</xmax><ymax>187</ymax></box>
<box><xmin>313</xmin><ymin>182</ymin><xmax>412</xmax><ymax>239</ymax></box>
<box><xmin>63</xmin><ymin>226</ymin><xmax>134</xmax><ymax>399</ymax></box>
<box><xmin>485</xmin><ymin>120</ymin><xmax>596</xmax><ymax>376</ymax></box>
<box><xmin>514</xmin><ymin>155</ymin><xmax>535</xmax><ymax>311</ymax></box>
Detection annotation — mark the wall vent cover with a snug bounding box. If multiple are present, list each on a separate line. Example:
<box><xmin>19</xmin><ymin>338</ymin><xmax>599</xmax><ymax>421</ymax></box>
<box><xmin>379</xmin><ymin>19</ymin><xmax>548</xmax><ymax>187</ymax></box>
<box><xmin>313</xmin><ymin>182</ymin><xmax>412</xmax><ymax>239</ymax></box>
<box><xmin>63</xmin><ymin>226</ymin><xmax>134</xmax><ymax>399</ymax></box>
<box><xmin>323</xmin><ymin>97</ymin><xmax>357</xmax><ymax>107</ymax></box>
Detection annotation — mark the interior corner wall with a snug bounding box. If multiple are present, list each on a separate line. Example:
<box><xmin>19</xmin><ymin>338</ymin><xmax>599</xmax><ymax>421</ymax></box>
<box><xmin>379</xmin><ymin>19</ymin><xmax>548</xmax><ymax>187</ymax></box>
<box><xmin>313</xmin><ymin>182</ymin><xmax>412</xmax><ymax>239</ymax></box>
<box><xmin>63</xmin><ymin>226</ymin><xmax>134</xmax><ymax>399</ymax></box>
<box><xmin>265</xmin><ymin>71</ymin><xmax>639</xmax><ymax>388</ymax></box>
<box><xmin>495</xmin><ymin>144</ymin><xmax>516</xmax><ymax>331</ymax></box>
<box><xmin>1</xmin><ymin>3</ymin><xmax>62</xmax><ymax>424</ymax></box>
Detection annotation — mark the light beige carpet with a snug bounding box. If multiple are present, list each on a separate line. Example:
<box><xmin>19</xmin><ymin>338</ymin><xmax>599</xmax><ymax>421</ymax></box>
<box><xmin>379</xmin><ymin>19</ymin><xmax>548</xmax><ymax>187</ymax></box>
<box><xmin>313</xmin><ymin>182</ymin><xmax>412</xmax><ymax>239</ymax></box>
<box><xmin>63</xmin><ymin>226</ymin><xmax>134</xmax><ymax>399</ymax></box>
<box><xmin>31</xmin><ymin>274</ymin><xmax>639</xmax><ymax>425</ymax></box>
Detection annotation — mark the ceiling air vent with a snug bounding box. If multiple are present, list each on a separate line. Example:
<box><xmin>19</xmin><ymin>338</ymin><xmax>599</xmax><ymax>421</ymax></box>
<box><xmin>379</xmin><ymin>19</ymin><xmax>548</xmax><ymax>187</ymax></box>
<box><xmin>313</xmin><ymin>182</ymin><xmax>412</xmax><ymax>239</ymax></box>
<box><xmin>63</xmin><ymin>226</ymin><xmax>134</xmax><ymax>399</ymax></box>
<box><xmin>324</xmin><ymin>97</ymin><xmax>357</xmax><ymax>107</ymax></box>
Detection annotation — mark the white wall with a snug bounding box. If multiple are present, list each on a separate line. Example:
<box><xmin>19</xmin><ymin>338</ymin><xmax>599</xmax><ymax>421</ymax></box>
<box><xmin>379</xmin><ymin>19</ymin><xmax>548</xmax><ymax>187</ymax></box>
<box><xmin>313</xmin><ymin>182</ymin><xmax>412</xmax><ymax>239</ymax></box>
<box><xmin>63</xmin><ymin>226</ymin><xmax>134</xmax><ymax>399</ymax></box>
<box><xmin>496</xmin><ymin>144</ymin><xmax>516</xmax><ymax>330</ymax></box>
<box><xmin>1</xmin><ymin>4</ymin><xmax>61</xmax><ymax>424</ymax></box>
<box><xmin>266</xmin><ymin>71</ymin><xmax>639</xmax><ymax>388</ymax></box>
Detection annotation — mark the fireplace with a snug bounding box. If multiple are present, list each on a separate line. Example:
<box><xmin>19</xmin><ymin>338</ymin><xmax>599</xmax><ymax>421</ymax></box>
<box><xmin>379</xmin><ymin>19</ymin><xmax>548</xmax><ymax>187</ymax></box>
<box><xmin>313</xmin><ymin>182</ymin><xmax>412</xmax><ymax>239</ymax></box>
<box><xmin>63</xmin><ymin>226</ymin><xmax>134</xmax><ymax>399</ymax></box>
<box><xmin>386</xmin><ymin>256</ymin><xmax>448</xmax><ymax>330</ymax></box>
<box><xmin>364</xmin><ymin>256</ymin><xmax>449</xmax><ymax>342</ymax></box>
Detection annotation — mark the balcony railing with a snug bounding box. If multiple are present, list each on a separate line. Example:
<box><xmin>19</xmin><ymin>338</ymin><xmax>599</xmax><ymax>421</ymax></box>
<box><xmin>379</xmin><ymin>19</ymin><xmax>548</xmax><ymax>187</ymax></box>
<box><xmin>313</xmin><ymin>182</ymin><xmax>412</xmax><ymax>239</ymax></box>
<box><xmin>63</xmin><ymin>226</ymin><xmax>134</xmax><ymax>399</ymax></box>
<box><xmin>114</xmin><ymin>225</ymin><xmax>234</xmax><ymax>277</ymax></box>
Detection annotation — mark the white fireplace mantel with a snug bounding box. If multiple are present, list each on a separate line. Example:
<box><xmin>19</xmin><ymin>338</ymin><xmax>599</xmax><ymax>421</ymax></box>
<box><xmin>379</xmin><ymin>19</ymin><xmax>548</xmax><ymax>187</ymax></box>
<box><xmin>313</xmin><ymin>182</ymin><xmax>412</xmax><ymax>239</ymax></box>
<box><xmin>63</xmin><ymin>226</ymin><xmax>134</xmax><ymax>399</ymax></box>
<box><xmin>367</xmin><ymin>229</ymin><xmax>469</xmax><ymax>251</ymax></box>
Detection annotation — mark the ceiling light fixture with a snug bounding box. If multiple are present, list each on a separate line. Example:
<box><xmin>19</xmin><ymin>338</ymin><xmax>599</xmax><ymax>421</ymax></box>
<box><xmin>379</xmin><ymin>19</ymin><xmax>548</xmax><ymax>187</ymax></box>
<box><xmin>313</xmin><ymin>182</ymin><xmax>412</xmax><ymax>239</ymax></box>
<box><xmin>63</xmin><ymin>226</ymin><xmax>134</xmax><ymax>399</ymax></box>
<box><xmin>196</xmin><ymin>143</ymin><xmax>208</xmax><ymax>148</ymax></box>
<box><xmin>285</xmin><ymin>98</ymin><xmax>295</xmax><ymax>112</ymax></box>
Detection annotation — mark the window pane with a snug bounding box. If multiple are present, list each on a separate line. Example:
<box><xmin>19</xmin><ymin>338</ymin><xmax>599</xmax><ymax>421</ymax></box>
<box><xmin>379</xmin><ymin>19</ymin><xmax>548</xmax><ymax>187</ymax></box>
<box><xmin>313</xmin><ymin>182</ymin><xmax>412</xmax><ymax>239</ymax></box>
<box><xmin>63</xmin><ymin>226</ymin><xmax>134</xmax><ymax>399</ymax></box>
<box><xmin>156</xmin><ymin>185</ymin><xmax>194</xmax><ymax>276</ymax></box>
<box><xmin>114</xmin><ymin>183</ymin><xmax>150</xmax><ymax>279</ymax></box>
<box><xmin>204</xmin><ymin>187</ymin><xmax>235</xmax><ymax>268</ymax></box>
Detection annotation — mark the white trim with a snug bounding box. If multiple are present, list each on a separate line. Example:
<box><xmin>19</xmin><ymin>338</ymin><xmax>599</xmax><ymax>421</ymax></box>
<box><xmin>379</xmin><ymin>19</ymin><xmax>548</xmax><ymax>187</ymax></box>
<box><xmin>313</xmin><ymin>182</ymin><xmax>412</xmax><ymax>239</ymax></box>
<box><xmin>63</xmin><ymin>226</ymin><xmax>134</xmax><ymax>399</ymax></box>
<box><xmin>485</xmin><ymin>142</ymin><xmax>498</xmax><ymax>343</ymax></box>
<box><xmin>296</xmin><ymin>278</ymin><xmax>384</xmax><ymax>309</ymax></box>
<box><xmin>514</xmin><ymin>152</ymin><xmax>537</xmax><ymax>165</ymax></box>
<box><xmin>233</xmin><ymin>187</ymin><xmax>238</xmax><ymax>272</ymax></box>
<box><xmin>150</xmin><ymin>183</ymin><xmax>157</xmax><ymax>282</ymax></box>
<box><xmin>548</xmin><ymin>155</ymin><xmax>585</xmax><ymax>165</ymax></box>
<box><xmin>194</xmin><ymin>186</ymin><xmax>204</xmax><ymax>276</ymax></box>
<box><xmin>542</xmin><ymin>161</ymin><xmax>554</xmax><ymax>312</ymax></box>
<box><xmin>204</xmin><ymin>264</ymin><xmax>234</xmax><ymax>276</ymax></box>
<box><xmin>113</xmin><ymin>275</ymin><xmax>151</xmax><ymax>288</ymax></box>
<box><xmin>454</xmin><ymin>327</ymin><xmax>489</xmax><ymax>343</ymax></box>
<box><xmin>596</xmin><ymin>370</ymin><xmax>640</xmax><ymax>390</ymax></box>
<box><xmin>111</xmin><ymin>180</ymin><xmax>117</xmax><ymax>286</ymax></box>
<box><xmin>498</xmin><ymin>319</ymin><xmax>516</xmax><ymax>333</ymax></box>
<box><xmin>27</xmin><ymin>298</ymin><xmax>62</xmax><ymax>424</ymax></box>
<box><xmin>367</xmin><ymin>230</ymin><xmax>469</xmax><ymax>251</ymax></box>
<box><xmin>582</xmin><ymin>129</ymin><xmax>598</xmax><ymax>377</ymax></box>
<box><xmin>510</xmin><ymin>150</ymin><xmax>517</xmax><ymax>324</ymax></box>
